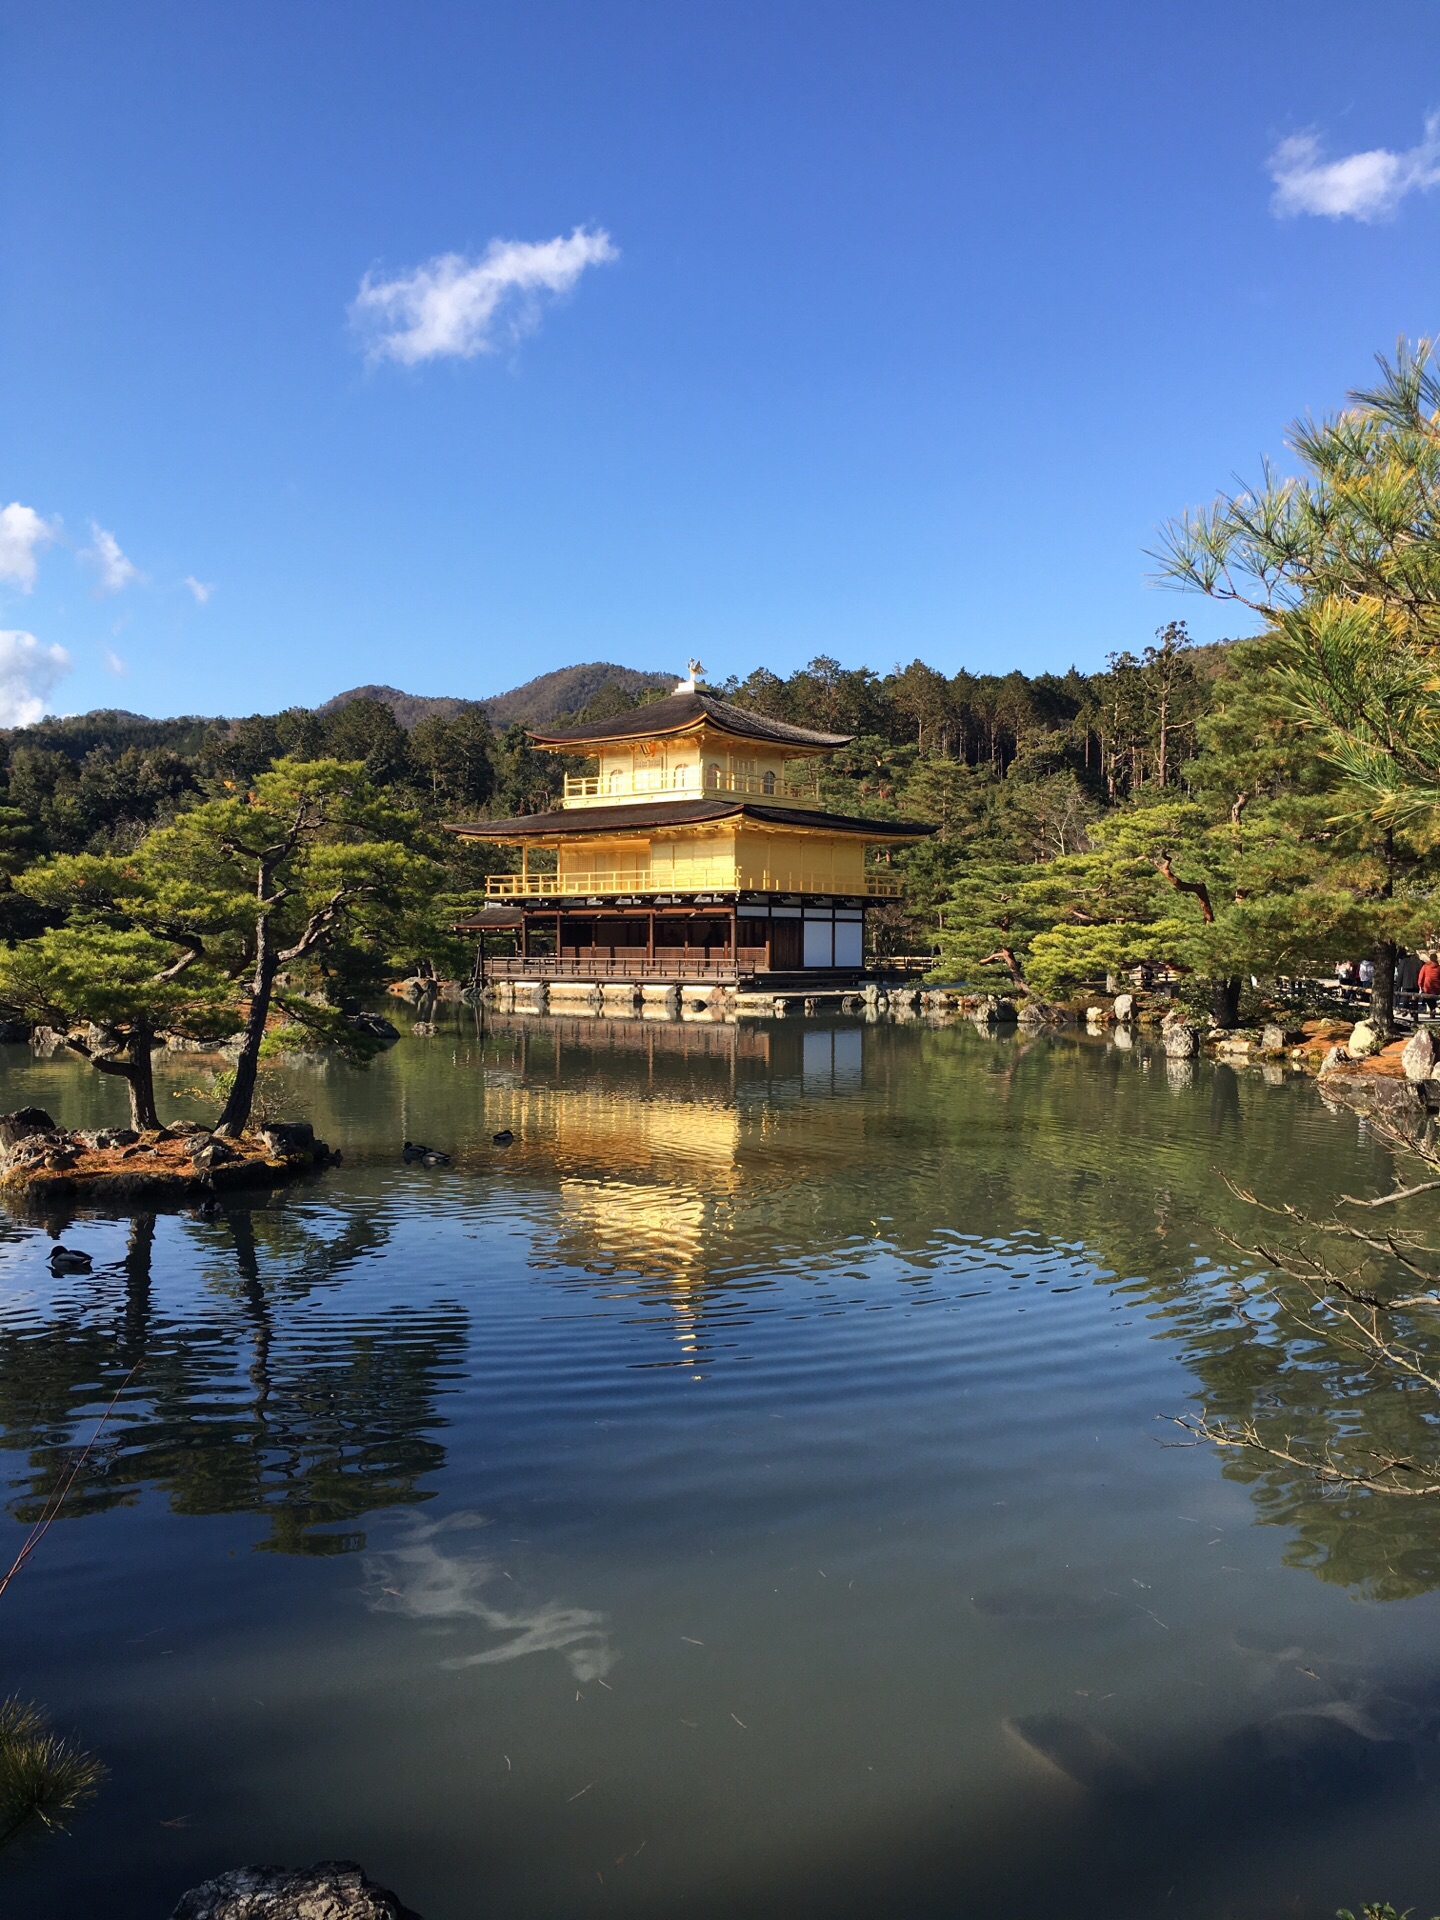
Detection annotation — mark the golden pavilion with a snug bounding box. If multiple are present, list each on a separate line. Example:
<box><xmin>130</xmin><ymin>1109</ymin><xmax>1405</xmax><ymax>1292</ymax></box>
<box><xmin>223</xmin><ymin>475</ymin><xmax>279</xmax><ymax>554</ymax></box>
<box><xmin>446</xmin><ymin>670</ymin><xmax>933</xmax><ymax>988</ymax></box>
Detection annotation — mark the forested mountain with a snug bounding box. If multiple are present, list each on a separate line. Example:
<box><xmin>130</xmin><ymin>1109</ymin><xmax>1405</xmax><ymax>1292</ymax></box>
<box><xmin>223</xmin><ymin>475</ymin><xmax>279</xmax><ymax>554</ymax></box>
<box><xmin>481</xmin><ymin>661</ymin><xmax>672</xmax><ymax>727</ymax></box>
<box><xmin>315</xmin><ymin>685</ymin><xmax>478</xmax><ymax>729</ymax></box>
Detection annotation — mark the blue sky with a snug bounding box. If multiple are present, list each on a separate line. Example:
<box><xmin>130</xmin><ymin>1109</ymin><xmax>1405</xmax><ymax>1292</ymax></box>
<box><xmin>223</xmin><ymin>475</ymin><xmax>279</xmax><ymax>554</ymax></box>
<box><xmin>2</xmin><ymin>2</ymin><xmax>1437</xmax><ymax>722</ymax></box>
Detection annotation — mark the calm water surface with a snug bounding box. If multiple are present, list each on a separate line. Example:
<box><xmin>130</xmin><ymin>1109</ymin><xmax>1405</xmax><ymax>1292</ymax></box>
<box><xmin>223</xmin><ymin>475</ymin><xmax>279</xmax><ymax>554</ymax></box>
<box><xmin>1</xmin><ymin>1011</ymin><xmax>1437</xmax><ymax>1918</ymax></box>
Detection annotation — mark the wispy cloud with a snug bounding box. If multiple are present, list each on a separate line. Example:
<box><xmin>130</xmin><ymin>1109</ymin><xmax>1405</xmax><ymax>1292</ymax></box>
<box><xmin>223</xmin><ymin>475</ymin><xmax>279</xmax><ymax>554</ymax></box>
<box><xmin>184</xmin><ymin>575</ymin><xmax>214</xmax><ymax>605</ymax></box>
<box><xmin>0</xmin><ymin>504</ymin><xmax>59</xmax><ymax>593</ymax></box>
<box><xmin>81</xmin><ymin>522</ymin><xmax>142</xmax><ymax>595</ymax></box>
<box><xmin>103</xmin><ymin>648</ymin><xmax>126</xmax><ymax>677</ymax></box>
<box><xmin>363</xmin><ymin>1513</ymin><xmax>614</xmax><ymax>1682</ymax></box>
<box><xmin>1271</xmin><ymin>113</ymin><xmax>1440</xmax><ymax>221</ymax></box>
<box><xmin>351</xmin><ymin>226</ymin><xmax>618</xmax><ymax>365</ymax></box>
<box><xmin>0</xmin><ymin>631</ymin><xmax>70</xmax><ymax>727</ymax></box>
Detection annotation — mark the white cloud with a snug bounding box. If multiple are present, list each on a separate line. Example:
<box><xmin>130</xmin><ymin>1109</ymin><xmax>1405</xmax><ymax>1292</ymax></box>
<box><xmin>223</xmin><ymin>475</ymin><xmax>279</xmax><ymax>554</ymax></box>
<box><xmin>351</xmin><ymin>226</ymin><xmax>619</xmax><ymax>365</ymax></box>
<box><xmin>103</xmin><ymin>648</ymin><xmax>126</xmax><ymax>677</ymax></box>
<box><xmin>363</xmin><ymin>1513</ymin><xmax>614</xmax><ymax>1682</ymax></box>
<box><xmin>0</xmin><ymin>504</ymin><xmax>58</xmax><ymax>593</ymax></box>
<box><xmin>0</xmin><ymin>631</ymin><xmax>71</xmax><ymax>727</ymax></box>
<box><xmin>184</xmin><ymin>575</ymin><xmax>214</xmax><ymax>605</ymax></box>
<box><xmin>81</xmin><ymin>522</ymin><xmax>142</xmax><ymax>594</ymax></box>
<box><xmin>1271</xmin><ymin>113</ymin><xmax>1440</xmax><ymax>221</ymax></box>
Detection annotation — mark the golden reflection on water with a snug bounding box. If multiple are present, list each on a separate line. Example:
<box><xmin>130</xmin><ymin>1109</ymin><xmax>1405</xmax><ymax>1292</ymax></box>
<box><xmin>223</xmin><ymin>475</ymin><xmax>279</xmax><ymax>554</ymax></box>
<box><xmin>477</xmin><ymin>1016</ymin><xmax>875</xmax><ymax>1371</ymax></box>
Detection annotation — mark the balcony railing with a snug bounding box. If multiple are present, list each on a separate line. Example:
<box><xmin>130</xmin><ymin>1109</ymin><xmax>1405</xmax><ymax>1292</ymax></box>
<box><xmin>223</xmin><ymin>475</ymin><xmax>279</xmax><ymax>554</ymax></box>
<box><xmin>562</xmin><ymin>768</ymin><xmax>821</xmax><ymax>808</ymax></box>
<box><xmin>482</xmin><ymin>949</ymin><xmax>770</xmax><ymax>981</ymax></box>
<box><xmin>484</xmin><ymin>868</ymin><xmax>902</xmax><ymax>898</ymax></box>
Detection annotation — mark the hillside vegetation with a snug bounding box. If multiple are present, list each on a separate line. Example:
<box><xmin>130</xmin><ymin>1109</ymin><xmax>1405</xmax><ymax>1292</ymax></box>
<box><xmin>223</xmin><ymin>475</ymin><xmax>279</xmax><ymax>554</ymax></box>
<box><xmin>0</xmin><ymin>608</ymin><xmax>1426</xmax><ymax>1023</ymax></box>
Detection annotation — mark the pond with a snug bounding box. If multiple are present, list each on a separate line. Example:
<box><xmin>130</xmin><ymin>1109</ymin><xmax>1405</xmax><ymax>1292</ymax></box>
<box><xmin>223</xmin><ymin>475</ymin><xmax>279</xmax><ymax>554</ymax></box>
<box><xmin>2</xmin><ymin>1009</ymin><xmax>1438</xmax><ymax>1919</ymax></box>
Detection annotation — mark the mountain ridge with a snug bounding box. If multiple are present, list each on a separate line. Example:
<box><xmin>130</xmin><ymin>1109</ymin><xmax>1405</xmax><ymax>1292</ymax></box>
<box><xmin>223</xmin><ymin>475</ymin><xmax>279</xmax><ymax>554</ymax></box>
<box><xmin>316</xmin><ymin>662</ymin><xmax>673</xmax><ymax>731</ymax></box>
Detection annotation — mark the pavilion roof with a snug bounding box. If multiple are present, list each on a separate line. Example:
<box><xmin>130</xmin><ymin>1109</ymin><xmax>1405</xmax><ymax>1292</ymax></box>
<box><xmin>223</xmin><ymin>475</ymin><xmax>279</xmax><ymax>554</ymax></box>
<box><xmin>443</xmin><ymin>797</ymin><xmax>934</xmax><ymax>842</ymax></box>
<box><xmin>526</xmin><ymin>689</ymin><xmax>853</xmax><ymax>751</ymax></box>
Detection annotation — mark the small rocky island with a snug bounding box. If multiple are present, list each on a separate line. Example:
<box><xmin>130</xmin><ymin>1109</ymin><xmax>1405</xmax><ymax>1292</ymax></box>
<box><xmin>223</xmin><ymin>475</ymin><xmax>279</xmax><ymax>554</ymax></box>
<box><xmin>0</xmin><ymin>1108</ymin><xmax>338</xmax><ymax>1204</ymax></box>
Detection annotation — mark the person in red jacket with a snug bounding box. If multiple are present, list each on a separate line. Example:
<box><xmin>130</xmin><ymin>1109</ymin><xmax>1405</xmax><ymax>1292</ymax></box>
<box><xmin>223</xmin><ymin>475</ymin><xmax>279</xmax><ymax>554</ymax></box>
<box><xmin>1418</xmin><ymin>952</ymin><xmax>1440</xmax><ymax>1014</ymax></box>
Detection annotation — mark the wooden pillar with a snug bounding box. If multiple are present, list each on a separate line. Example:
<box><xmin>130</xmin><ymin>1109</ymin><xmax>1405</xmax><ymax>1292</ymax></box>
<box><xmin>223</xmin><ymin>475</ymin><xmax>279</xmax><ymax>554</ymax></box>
<box><xmin>647</xmin><ymin>910</ymin><xmax>654</xmax><ymax>960</ymax></box>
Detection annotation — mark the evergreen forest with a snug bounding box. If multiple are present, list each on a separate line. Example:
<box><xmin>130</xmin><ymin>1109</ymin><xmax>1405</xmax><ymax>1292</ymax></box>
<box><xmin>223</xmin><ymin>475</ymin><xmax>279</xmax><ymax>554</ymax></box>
<box><xmin>0</xmin><ymin>620</ymin><xmax>1416</xmax><ymax>1018</ymax></box>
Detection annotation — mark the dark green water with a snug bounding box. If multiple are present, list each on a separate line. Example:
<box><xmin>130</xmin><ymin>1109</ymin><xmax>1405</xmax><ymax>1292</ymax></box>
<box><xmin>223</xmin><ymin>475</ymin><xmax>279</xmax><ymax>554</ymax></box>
<box><xmin>1</xmin><ymin>1009</ymin><xmax>1438</xmax><ymax>1919</ymax></box>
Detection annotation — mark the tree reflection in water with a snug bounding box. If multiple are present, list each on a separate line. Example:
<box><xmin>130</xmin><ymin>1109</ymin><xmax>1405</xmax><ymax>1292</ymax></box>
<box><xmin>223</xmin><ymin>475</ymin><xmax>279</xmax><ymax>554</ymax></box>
<box><xmin>0</xmin><ymin>1205</ymin><xmax>466</xmax><ymax>1556</ymax></box>
<box><xmin>488</xmin><ymin>1015</ymin><xmax>1440</xmax><ymax>1605</ymax></box>
<box><xmin>1155</xmin><ymin>1190</ymin><xmax>1440</xmax><ymax>1603</ymax></box>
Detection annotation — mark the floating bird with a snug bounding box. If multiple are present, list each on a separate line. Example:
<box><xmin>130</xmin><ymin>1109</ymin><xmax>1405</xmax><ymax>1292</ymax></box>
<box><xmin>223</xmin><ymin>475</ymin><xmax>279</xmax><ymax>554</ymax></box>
<box><xmin>492</xmin><ymin>1129</ymin><xmax>515</xmax><ymax>1146</ymax></box>
<box><xmin>403</xmin><ymin>1141</ymin><xmax>450</xmax><ymax>1167</ymax></box>
<box><xmin>48</xmin><ymin>1245</ymin><xmax>93</xmax><ymax>1274</ymax></box>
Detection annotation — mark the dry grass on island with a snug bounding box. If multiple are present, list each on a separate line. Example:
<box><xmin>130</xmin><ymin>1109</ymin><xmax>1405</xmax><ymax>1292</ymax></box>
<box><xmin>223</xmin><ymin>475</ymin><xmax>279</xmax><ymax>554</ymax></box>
<box><xmin>0</xmin><ymin>1109</ymin><xmax>338</xmax><ymax>1205</ymax></box>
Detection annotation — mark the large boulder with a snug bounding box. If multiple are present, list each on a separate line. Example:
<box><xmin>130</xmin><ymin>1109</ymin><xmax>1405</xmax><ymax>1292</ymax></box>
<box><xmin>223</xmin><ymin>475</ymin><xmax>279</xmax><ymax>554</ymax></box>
<box><xmin>1162</xmin><ymin>1021</ymin><xmax>1199</xmax><ymax>1059</ymax></box>
<box><xmin>974</xmin><ymin>995</ymin><xmax>1018</xmax><ymax>1025</ymax></box>
<box><xmin>348</xmin><ymin>1013</ymin><xmax>400</xmax><ymax>1047</ymax></box>
<box><xmin>1112</xmin><ymin>993</ymin><xmax>1134</xmax><ymax>1023</ymax></box>
<box><xmin>0</xmin><ymin>1108</ymin><xmax>56</xmax><ymax>1150</ymax></box>
<box><xmin>1347</xmin><ymin>1019</ymin><xmax>1380</xmax><ymax>1058</ymax></box>
<box><xmin>170</xmin><ymin>1861</ymin><xmax>422</xmax><ymax>1920</ymax></box>
<box><xmin>187</xmin><ymin>1135</ymin><xmax>238</xmax><ymax>1171</ymax></box>
<box><xmin>1402</xmin><ymin>1027</ymin><xmax>1440</xmax><ymax>1082</ymax></box>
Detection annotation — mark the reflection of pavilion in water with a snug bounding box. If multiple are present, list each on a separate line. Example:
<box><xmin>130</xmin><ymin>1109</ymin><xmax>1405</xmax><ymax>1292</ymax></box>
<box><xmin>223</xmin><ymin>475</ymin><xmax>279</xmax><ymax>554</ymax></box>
<box><xmin>483</xmin><ymin>1012</ymin><xmax>868</xmax><ymax>1367</ymax></box>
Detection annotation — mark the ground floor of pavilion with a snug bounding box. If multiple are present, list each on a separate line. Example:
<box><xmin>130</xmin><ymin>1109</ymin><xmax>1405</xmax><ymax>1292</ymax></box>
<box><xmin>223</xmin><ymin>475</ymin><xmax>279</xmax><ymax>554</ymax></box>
<box><xmin>458</xmin><ymin>893</ymin><xmax>877</xmax><ymax>988</ymax></box>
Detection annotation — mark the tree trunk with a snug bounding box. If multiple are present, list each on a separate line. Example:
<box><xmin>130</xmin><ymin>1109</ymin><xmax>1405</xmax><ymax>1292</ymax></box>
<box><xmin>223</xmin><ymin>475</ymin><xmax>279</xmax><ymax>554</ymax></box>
<box><xmin>1210</xmin><ymin>975</ymin><xmax>1242</xmax><ymax>1027</ymax></box>
<box><xmin>215</xmin><ymin>923</ymin><xmax>277</xmax><ymax>1138</ymax></box>
<box><xmin>127</xmin><ymin>1016</ymin><xmax>160</xmax><ymax>1131</ymax></box>
<box><xmin>1370</xmin><ymin>937</ymin><xmax>1397</xmax><ymax>1039</ymax></box>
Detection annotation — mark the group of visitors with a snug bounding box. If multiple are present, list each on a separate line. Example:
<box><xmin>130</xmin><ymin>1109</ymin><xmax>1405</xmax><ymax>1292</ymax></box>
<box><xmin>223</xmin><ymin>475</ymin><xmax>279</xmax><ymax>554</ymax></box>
<box><xmin>1337</xmin><ymin>949</ymin><xmax>1440</xmax><ymax>1013</ymax></box>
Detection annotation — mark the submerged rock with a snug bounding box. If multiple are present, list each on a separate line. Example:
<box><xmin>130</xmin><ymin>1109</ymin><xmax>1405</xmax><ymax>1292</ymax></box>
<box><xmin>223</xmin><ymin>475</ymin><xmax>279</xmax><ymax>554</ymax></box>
<box><xmin>1223</xmin><ymin>1705</ymin><xmax>1411</xmax><ymax>1800</ymax></box>
<box><xmin>170</xmin><ymin>1860</ymin><xmax>422</xmax><ymax>1920</ymax></box>
<box><xmin>1004</xmin><ymin>1713</ymin><xmax>1149</xmax><ymax>1795</ymax></box>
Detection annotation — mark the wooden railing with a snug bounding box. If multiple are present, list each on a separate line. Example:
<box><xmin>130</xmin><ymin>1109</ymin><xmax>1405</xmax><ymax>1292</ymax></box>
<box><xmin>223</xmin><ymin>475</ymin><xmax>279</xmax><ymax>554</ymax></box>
<box><xmin>484</xmin><ymin>869</ymin><xmax>903</xmax><ymax>898</ymax></box>
<box><xmin>482</xmin><ymin>950</ymin><xmax>769</xmax><ymax>981</ymax></box>
<box><xmin>561</xmin><ymin>768</ymin><xmax>821</xmax><ymax>807</ymax></box>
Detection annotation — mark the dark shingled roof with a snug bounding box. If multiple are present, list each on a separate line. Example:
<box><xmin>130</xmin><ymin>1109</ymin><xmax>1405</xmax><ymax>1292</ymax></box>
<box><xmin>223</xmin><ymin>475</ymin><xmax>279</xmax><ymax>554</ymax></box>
<box><xmin>451</xmin><ymin>904</ymin><xmax>526</xmax><ymax>930</ymax></box>
<box><xmin>444</xmin><ymin>798</ymin><xmax>934</xmax><ymax>841</ymax></box>
<box><xmin>526</xmin><ymin>689</ymin><xmax>853</xmax><ymax>750</ymax></box>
